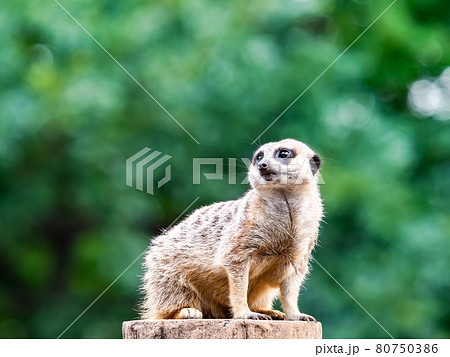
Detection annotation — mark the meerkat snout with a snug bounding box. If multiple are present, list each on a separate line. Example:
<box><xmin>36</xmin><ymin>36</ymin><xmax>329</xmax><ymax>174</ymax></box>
<box><xmin>258</xmin><ymin>161</ymin><xmax>269</xmax><ymax>171</ymax></box>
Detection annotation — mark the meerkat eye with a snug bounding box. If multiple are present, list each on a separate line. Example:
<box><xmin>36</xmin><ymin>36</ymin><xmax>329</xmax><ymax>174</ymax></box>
<box><xmin>254</xmin><ymin>152</ymin><xmax>264</xmax><ymax>162</ymax></box>
<box><xmin>277</xmin><ymin>149</ymin><xmax>293</xmax><ymax>159</ymax></box>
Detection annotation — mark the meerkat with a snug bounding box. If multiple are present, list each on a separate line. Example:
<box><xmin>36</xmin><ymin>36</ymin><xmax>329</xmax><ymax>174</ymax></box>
<box><xmin>141</xmin><ymin>138</ymin><xmax>323</xmax><ymax>321</ymax></box>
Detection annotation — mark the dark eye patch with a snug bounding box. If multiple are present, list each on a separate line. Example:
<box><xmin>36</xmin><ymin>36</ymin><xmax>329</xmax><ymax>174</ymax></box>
<box><xmin>253</xmin><ymin>151</ymin><xmax>264</xmax><ymax>164</ymax></box>
<box><xmin>276</xmin><ymin>149</ymin><xmax>294</xmax><ymax>159</ymax></box>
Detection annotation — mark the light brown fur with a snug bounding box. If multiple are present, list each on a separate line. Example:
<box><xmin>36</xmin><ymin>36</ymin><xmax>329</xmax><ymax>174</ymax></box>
<box><xmin>141</xmin><ymin>139</ymin><xmax>323</xmax><ymax>321</ymax></box>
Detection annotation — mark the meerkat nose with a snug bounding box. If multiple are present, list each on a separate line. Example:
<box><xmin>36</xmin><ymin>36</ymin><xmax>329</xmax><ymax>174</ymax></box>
<box><xmin>259</xmin><ymin>162</ymin><xmax>268</xmax><ymax>171</ymax></box>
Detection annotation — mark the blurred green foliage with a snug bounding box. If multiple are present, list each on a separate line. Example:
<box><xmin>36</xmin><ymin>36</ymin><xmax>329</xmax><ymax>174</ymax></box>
<box><xmin>0</xmin><ymin>0</ymin><xmax>449</xmax><ymax>338</ymax></box>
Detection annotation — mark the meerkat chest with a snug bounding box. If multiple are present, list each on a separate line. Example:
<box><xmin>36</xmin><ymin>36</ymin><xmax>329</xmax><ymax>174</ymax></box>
<box><xmin>252</xmin><ymin>197</ymin><xmax>320</xmax><ymax>259</ymax></box>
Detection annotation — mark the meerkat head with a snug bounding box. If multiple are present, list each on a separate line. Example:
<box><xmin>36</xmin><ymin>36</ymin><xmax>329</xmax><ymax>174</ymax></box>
<box><xmin>248</xmin><ymin>138</ymin><xmax>321</xmax><ymax>189</ymax></box>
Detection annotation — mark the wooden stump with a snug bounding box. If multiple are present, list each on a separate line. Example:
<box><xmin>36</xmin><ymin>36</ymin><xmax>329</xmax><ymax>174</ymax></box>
<box><xmin>123</xmin><ymin>319</ymin><xmax>322</xmax><ymax>339</ymax></box>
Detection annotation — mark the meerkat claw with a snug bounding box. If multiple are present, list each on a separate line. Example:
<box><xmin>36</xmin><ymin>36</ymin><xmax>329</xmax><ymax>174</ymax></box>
<box><xmin>237</xmin><ymin>312</ymin><xmax>272</xmax><ymax>320</ymax></box>
<box><xmin>287</xmin><ymin>313</ymin><xmax>316</xmax><ymax>322</ymax></box>
<box><xmin>255</xmin><ymin>309</ymin><xmax>285</xmax><ymax>320</ymax></box>
<box><xmin>299</xmin><ymin>313</ymin><xmax>316</xmax><ymax>322</ymax></box>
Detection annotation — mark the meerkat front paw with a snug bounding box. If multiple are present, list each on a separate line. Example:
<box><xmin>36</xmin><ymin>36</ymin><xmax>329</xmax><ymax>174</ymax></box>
<box><xmin>286</xmin><ymin>313</ymin><xmax>316</xmax><ymax>322</ymax></box>
<box><xmin>234</xmin><ymin>311</ymin><xmax>272</xmax><ymax>320</ymax></box>
<box><xmin>254</xmin><ymin>309</ymin><xmax>285</xmax><ymax>320</ymax></box>
<box><xmin>172</xmin><ymin>308</ymin><xmax>203</xmax><ymax>319</ymax></box>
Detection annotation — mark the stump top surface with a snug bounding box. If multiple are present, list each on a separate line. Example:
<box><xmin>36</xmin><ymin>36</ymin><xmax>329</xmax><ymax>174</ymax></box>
<box><xmin>123</xmin><ymin>319</ymin><xmax>322</xmax><ymax>339</ymax></box>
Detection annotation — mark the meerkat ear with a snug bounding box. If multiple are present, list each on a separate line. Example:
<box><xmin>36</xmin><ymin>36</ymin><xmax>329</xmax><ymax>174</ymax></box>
<box><xmin>310</xmin><ymin>154</ymin><xmax>322</xmax><ymax>175</ymax></box>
